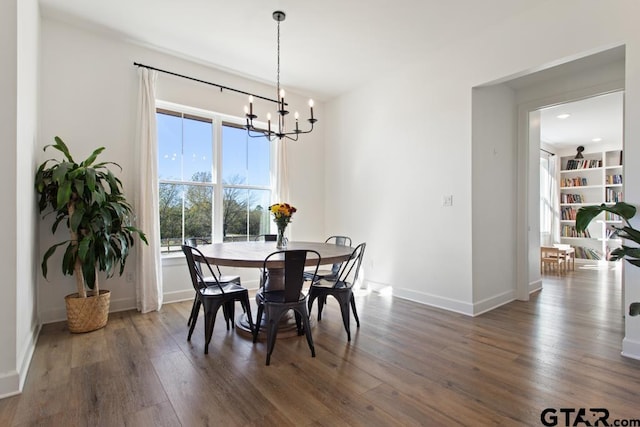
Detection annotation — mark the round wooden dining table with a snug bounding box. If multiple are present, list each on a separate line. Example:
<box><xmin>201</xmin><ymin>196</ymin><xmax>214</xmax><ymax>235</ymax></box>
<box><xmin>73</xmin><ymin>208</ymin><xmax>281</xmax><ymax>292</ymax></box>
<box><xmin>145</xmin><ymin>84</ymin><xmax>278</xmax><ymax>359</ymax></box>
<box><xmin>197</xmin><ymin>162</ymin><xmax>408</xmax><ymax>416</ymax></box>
<box><xmin>196</xmin><ymin>241</ymin><xmax>353</xmax><ymax>338</ymax></box>
<box><xmin>196</xmin><ymin>240</ymin><xmax>353</xmax><ymax>270</ymax></box>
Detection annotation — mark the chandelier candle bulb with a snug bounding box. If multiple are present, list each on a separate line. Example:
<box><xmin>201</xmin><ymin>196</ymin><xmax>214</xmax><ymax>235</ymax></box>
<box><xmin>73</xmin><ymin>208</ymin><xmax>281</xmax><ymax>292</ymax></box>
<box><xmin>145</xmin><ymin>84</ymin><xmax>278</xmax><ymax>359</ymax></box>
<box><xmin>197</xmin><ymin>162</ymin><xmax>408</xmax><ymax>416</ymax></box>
<box><xmin>249</xmin><ymin>95</ymin><xmax>254</xmax><ymax>116</ymax></box>
<box><xmin>294</xmin><ymin>111</ymin><xmax>299</xmax><ymax>132</ymax></box>
<box><xmin>309</xmin><ymin>99</ymin><xmax>314</xmax><ymax>121</ymax></box>
<box><xmin>267</xmin><ymin>113</ymin><xmax>272</xmax><ymax>134</ymax></box>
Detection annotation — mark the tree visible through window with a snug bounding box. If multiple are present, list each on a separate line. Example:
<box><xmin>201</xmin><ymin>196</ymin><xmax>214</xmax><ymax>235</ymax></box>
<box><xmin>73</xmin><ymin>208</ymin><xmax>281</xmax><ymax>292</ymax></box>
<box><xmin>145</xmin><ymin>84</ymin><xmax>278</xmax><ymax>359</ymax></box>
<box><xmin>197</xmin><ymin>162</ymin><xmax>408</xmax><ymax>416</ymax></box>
<box><xmin>156</xmin><ymin>106</ymin><xmax>272</xmax><ymax>252</ymax></box>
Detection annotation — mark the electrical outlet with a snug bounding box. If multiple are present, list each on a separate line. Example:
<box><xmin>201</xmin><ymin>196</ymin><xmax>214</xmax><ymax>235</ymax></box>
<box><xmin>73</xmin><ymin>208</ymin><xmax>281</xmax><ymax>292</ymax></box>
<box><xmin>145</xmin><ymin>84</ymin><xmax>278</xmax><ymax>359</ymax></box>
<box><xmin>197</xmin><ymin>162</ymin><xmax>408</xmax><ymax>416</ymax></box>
<box><xmin>443</xmin><ymin>195</ymin><xmax>453</xmax><ymax>207</ymax></box>
<box><xmin>126</xmin><ymin>272</ymin><xmax>134</xmax><ymax>283</ymax></box>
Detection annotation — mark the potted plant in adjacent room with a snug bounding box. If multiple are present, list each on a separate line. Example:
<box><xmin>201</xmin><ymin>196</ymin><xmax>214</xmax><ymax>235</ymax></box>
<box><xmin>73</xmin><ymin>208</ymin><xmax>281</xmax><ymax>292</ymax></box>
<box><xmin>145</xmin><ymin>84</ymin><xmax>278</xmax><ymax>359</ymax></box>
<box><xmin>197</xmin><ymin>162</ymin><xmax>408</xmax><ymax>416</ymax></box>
<box><xmin>35</xmin><ymin>136</ymin><xmax>147</xmax><ymax>332</ymax></box>
<box><xmin>576</xmin><ymin>201</ymin><xmax>640</xmax><ymax>316</ymax></box>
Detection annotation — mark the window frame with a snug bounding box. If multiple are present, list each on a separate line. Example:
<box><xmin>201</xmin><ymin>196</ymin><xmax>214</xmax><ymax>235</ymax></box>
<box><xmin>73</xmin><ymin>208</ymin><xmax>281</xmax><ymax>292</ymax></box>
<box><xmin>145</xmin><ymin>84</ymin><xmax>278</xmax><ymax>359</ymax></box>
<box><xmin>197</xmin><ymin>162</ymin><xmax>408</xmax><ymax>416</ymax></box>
<box><xmin>156</xmin><ymin>100</ymin><xmax>275</xmax><ymax>251</ymax></box>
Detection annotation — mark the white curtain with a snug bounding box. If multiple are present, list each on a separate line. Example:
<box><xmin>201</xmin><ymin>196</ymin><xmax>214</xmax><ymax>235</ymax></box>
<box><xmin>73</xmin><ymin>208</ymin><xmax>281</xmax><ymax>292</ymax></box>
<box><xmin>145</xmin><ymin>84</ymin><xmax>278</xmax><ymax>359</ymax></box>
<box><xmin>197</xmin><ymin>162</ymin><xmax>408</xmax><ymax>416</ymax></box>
<box><xmin>549</xmin><ymin>154</ymin><xmax>560</xmax><ymax>244</ymax></box>
<box><xmin>273</xmin><ymin>137</ymin><xmax>290</xmax><ymax>202</ymax></box>
<box><xmin>272</xmin><ymin>137</ymin><xmax>291</xmax><ymax>238</ymax></box>
<box><xmin>135</xmin><ymin>68</ymin><xmax>163</xmax><ymax>313</ymax></box>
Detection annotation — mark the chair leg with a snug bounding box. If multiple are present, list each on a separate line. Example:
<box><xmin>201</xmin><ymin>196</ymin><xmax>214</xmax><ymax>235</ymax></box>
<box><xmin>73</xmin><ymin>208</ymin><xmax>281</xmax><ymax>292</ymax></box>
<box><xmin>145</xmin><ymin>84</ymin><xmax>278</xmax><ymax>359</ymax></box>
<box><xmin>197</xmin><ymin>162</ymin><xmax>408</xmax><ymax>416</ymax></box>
<box><xmin>224</xmin><ymin>300</ymin><xmax>236</xmax><ymax>330</ymax></box>
<box><xmin>299</xmin><ymin>307</ymin><xmax>315</xmax><ymax>358</ymax></box>
<box><xmin>187</xmin><ymin>294</ymin><xmax>198</xmax><ymax>326</ymax></box>
<box><xmin>337</xmin><ymin>296</ymin><xmax>352</xmax><ymax>342</ymax></box>
<box><xmin>307</xmin><ymin>292</ymin><xmax>317</xmax><ymax>319</ymax></box>
<box><xmin>202</xmin><ymin>300</ymin><xmax>221</xmax><ymax>355</ymax></box>
<box><xmin>317</xmin><ymin>294</ymin><xmax>326</xmax><ymax>321</ymax></box>
<box><xmin>265</xmin><ymin>306</ymin><xmax>281</xmax><ymax>366</ymax></box>
<box><xmin>187</xmin><ymin>299</ymin><xmax>201</xmax><ymax>341</ymax></box>
<box><xmin>253</xmin><ymin>304</ymin><xmax>264</xmax><ymax>343</ymax></box>
<box><xmin>240</xmin><ymin>293</ymin><xmax>255</xmax><ymax>335</ymax></box>
<box><xmin>350</xmin><ymin>293</ymin><xmax>360</xmax><ymax>328</ymax></box>
<box><xmin>294</xmin><ymin>311</ymin><xmax>303</xmax><ymax>335</ymax></box>
<box><xmin>222</xmin><ymin>303</ymin><xmax>230</xmax><ymax>330</ymax></box>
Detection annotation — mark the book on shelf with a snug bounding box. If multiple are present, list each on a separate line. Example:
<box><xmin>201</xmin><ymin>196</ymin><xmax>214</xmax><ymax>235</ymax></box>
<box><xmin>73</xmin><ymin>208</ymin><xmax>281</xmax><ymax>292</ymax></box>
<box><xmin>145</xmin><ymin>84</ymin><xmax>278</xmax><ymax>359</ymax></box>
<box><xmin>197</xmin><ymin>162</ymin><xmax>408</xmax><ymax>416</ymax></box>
<box><xmin>561</xmin><ymin>225</ymin><xmax>591</xmax><ymax>238</ymax></box>
<box><xmin>605</xmin><ymin>211</ymin><xmax>622</xmax><ymax>221</ymax></box>
<box><xmin>605</xmin><ymin>174</ymin><xmax>623</xmax><ymax>185</ymax></box>
<box><xmin>560</xmin><ymin>193</ymin><xmax>585</xmax><ymax>204</ymax></box>
<box><xmin>574</xmin><ymin>246</ymin><xmax>601</xmax><ymax>260</ymax></box>
<box><xmin>605</xmin><ymin>188</ymin><xmax>623</xmax><ymax>203</ymax></box>
<box><xmin>605</xmin><ymin>227</ymin><xmax>619</xmax><ymax>239</ymax></box>
<box><xmin>561</xmin><ymin>207</ymin><xmax>577</xmax><ymax>220</ymax></box>
<box><xmin>564</xmin><ymin>159</ymin><xmax>602</xmax><ymax>170</ymax></box>
<box><xmin>561</xmin><ymin>177</ymin><xmax>588</xmax><ymax>187</ymax></box>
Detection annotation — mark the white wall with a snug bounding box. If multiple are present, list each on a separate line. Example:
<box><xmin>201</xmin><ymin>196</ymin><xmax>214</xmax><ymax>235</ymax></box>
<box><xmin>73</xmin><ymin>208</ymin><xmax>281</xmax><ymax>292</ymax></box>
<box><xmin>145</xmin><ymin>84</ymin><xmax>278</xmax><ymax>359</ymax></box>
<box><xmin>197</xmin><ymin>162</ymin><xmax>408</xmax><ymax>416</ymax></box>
<box><xmin>471</xmin><ymin>84</ymin><xmax>517</xmax><ymax>314</ymax></box>
<box><xmin>325</xmin><ymin>0</ymin><xmax>640</xmax><ymax>358</ymax></box>
<box><xmin>37</xmin><ymin>17</ymin><xmax>326</xmax><ymax>322</ymax></box>
<box><xmin>0</xmin><ymin>0</ymin><xmax>19</xmax><ymax>398</ymax></box>
<box><xmin>15</xmin><ymin>0</ymin><xmax>40</xmax><ymax>394</ymax></box>
<box><xmin>0</xmin><ymin>0</ymin><xmax>40</xmax><ymax>398</ymax></box>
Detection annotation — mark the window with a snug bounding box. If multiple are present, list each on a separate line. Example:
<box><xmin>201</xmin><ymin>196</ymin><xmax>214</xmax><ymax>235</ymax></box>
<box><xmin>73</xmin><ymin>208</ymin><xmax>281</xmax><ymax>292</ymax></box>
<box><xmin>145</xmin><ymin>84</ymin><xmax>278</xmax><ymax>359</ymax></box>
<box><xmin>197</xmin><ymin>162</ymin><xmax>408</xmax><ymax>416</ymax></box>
<box><xmin>540</xmin><ymin>154</ymin><xmax>552</xmax><ymax>235</ymax></box>
<box><xmin>156</xmin><ymin>103</ymin><xmax>272</xmax><ymax>253</ymax></box>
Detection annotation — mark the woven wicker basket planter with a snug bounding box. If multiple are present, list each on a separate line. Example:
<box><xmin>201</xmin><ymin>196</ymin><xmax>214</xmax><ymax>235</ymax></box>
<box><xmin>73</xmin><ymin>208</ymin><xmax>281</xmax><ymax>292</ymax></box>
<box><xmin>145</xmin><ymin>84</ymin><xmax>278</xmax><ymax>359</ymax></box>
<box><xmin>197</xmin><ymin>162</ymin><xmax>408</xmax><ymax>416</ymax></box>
<box><xmin>64</xmin><ymin>290</ymin><xmax>111</xmax><ymax>333</ymax></box>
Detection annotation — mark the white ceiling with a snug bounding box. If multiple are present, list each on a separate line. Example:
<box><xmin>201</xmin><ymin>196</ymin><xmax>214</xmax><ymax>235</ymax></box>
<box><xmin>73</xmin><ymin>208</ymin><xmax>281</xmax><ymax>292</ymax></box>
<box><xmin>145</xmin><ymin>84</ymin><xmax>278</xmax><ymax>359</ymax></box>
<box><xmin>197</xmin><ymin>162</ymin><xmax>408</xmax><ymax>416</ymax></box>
<box><xmin>39</xmin><ymin>0</ymin><xmax>545</xmax><ymax>101</ymax></box>
<box><xmin>38</xmin><ymin>0</ymin><xmax>623</xmax><ymax>148</ymax></box>
<box><xmin>540</xmin><ymin>91</ymin><xmax>623</xmax><ymax>151</ymax></box>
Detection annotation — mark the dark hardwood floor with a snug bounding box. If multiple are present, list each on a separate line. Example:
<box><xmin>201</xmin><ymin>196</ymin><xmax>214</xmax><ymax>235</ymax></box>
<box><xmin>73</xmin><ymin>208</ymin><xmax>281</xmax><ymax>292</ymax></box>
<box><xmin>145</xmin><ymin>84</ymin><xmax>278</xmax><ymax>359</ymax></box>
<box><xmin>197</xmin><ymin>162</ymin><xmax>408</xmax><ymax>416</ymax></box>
<box><xmin>2</xmin><ymin>263</ymin><xmax>639</xmax><ymax>426</ymax></box>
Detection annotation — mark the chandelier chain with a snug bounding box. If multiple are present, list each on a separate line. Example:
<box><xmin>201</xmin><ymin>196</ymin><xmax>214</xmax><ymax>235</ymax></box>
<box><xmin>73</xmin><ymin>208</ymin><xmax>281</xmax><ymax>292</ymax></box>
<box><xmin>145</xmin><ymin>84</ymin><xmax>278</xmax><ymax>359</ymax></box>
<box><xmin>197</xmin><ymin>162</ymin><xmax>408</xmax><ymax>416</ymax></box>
<box><xmin>276</xmin><ymin>18</ymin><xmax>281</xmax><ymax>101</ymax></box>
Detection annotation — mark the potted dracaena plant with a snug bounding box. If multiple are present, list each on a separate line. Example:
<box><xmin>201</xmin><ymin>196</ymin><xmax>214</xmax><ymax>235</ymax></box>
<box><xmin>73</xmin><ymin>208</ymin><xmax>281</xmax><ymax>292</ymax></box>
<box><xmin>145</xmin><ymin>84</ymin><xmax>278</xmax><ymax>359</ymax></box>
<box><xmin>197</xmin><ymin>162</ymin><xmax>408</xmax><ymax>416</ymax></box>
<box><xmin>576</xmin><ymin>201</ymin><xmax>640</xmax><ymax>316</ymax></box>
<box><xmin>35</xmin><ymin>136</ymin><xmax>147</xmax><ymax>332</ymax></box>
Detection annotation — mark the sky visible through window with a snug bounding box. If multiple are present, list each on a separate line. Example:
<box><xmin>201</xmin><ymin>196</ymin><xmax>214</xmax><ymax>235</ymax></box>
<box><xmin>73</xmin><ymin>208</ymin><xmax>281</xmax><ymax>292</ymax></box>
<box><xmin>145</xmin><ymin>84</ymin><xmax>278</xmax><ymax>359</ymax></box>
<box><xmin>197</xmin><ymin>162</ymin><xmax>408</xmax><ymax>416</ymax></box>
<box><xmin>157</xmin><ymin>113</ymin><xmax>269</xmax><ymax>186</ymax></box>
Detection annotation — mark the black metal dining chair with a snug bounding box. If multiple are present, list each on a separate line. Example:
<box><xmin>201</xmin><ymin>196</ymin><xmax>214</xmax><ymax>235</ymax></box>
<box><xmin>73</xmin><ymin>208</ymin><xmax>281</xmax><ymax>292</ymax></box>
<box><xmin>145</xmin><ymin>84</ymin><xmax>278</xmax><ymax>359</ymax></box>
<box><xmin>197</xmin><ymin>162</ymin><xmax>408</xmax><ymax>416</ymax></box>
<box><xmin>304</xmin><ymin>235</ymin><xmax>352</xmax><ymax>281</ymax></box>
<box><xmin>182</xmin><ymin>245</ymin><xmax>254</xmax><ymax>354</ymax></box>
<box><xmin>253</xmin><ymin>249</ymin><xmax>321</xmax><ymax>365</ymax></box>
<box><xmin>184</xmin><ymin>238</ymin><xmax>241</xmax><ymax>328</ymax></box>
<box><xmin>308</xmin><ymin>242</ymin><xmax>366</xmax><ymax>341</ymax></box>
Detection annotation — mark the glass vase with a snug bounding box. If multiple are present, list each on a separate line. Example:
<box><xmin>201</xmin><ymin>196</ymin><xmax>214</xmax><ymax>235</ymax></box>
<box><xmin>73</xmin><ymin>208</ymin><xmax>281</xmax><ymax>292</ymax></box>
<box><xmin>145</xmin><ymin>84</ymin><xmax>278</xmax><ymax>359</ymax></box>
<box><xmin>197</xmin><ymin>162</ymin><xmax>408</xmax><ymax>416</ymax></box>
<box><xmin>276</xmin><ymin>225</ymin><xmax>287</xmax><ymax>249</ymax></box>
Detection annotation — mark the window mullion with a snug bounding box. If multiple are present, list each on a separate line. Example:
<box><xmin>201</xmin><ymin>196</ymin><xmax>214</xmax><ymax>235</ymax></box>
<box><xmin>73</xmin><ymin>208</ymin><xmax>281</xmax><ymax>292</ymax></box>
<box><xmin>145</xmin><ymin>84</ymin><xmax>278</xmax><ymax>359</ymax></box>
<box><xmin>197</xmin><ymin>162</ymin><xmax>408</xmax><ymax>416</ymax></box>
<box><xmin>213</xmin><ymin>116</ymin><xmax>224</xmax><ymax>243</ymax></box>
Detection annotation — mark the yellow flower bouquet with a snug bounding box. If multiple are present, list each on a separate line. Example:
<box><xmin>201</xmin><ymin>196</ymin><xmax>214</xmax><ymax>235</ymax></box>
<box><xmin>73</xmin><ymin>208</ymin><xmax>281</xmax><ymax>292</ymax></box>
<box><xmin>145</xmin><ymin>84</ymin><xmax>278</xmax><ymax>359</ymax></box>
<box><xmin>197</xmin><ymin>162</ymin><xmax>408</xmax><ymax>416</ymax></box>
<box><xmin>269</xmin><ymin>203</ymin><xmax>297</xmax><ymax>248</ymax></box>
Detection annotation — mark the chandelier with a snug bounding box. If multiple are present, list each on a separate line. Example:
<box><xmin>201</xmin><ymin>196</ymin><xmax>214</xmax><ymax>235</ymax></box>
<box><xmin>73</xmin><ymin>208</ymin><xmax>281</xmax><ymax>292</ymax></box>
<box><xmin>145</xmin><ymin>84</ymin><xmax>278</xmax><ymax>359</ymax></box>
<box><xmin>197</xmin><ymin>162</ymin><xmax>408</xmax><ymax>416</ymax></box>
<box><xmin>244</xmin><ymin>11</ymin><xmax>317</xmax><ymax>141</ymax></box>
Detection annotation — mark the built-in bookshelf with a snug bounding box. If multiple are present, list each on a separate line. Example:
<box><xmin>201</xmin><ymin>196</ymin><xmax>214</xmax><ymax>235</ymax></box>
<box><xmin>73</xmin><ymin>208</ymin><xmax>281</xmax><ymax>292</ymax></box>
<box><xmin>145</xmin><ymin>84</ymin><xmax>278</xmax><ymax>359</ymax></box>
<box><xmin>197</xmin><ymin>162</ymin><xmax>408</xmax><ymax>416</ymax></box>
<box><xmin>558</xmin><ymin>149</ymin><xmax>623</xmax><ymax>260</ymax></box>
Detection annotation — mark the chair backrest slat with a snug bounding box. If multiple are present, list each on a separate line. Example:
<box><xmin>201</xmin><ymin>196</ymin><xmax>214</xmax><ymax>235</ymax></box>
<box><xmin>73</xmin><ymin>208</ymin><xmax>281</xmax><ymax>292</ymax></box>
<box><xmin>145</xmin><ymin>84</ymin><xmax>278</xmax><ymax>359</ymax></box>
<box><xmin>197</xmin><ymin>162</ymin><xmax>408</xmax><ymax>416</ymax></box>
<box><xmin>335</xmin><ymin>243</ymin><xmax>366</xmax><ymax>287</ymax></box>
<box><xmin>325</xmin><ymin>235</ymin><xmax>352</xmax><ymax>276</ymax></box>
<box><xmin>263</xmin><ymin>249</ymin><xmax>321</xmax><ymax>302</ymax></box>
<box><xmin>182</xmin><ymin>245</ymin><xmax>224</xmax><ymax>293</ymax></box>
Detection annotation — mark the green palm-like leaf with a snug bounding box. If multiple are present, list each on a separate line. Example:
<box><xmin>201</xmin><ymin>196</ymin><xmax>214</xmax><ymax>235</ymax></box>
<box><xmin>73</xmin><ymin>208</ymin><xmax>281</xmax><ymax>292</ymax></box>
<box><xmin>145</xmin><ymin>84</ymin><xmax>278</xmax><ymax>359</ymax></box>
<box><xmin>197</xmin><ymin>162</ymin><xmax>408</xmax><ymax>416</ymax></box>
<box><xmin>82</xmin><ymin>147</ymin><xmax>106</xmax><ymax>167</ymax></box>
<box><xmin>36</xmin><ymin>136</ymin><xmax>147</xmax><ymax>296</ymax></box>
<box><xmin>56</xmin><ymin>180</ymin><xmax>72</xmax><ymax>210</ymax></box>
<box><xmin>576</xmin><ymin>201</ymin><xmax>640</xmax><ymax>316</ymax></box>
<box><xmin>617</xmin><ymin>227</ymin><xmax>640</xmax><ymax>245</ymax></box>
<box><xmin>52</xmin><ymin>136</ymin><xmax>74</xmax><ymax>162</ymax></box>
<box><xmin>41</xmin><ymin>241</ymin><xmax>69</xmax><ymax>278</ymax></box>
<box><xmin>576</xmin><ymin>202</ymin><xmax>637</xmax><ymax>232</ymax></box>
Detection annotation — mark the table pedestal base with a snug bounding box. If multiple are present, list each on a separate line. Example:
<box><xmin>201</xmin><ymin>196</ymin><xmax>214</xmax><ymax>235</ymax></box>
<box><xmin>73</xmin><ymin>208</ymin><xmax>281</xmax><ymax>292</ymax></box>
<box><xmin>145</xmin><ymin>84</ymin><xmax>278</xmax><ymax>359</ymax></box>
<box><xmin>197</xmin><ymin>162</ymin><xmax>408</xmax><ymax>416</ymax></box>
<box><xmin>235</xmin><ymin>310</ymin><xmax>316</xmax><ymax>340</ymax></box>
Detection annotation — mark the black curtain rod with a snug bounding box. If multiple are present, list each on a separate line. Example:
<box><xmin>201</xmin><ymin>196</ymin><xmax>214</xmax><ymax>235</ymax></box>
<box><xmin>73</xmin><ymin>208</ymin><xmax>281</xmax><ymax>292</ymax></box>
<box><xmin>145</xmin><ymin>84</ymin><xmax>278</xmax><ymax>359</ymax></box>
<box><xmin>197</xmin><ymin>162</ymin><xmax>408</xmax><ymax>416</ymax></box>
<box><xmin>133</xmin><ymin>62</ymin><xmax>281</xmax><ymax>105</ymax></box>
<box><xmin>540</xmin><ymin>147</ymin><xmax>555</xmax><ymax>156</ymax></box>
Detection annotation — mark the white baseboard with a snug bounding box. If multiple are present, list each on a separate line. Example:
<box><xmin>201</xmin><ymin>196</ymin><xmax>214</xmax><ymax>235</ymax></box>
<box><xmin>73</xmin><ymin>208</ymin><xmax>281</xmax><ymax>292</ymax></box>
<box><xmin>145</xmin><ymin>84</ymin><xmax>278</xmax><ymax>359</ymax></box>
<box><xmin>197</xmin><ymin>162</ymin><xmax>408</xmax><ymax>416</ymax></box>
<box><xmin>374</xmin><ymin>281</ymin><xmax>474</xmax><ymax>316</ymax></box>
<box><xmin>368</xmin><ymin>281</ymin><xmax>524</xmax><ymax>317</ymax></box>
<box><xmin>0</xmin><ymin>370</ymin><xmax>20</xmax><ymax>399</ymax></box>
<box><xmin>529</xmin><ymin>279</ymin><xmax>542</xmax><ymax>294</ymax></box>
<box><xmin>622</xmin><ymin>337</ymin><xmax>640</xmax><ymax>360</ymax></box>
<box><xmin>472</xmin><ymin>290</ymin><xmax>516</xmax><ymax>316</ymax></box>
<box><xmin>0</xmin><ymin>322</ymin><xmax>41</xmax><ymax>398</ymax></box>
